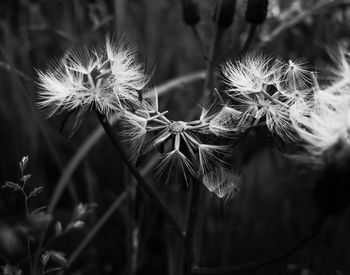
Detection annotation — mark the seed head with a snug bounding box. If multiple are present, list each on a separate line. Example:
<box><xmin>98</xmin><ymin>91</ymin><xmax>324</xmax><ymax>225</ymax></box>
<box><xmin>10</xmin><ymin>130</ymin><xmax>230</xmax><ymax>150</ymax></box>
<box><xmin>37</xmin><ymin>37</ymin><xmax>150</xmax><ymax>117</ymax></box>
<box><xmin>222</xmin><ymin>54</ymin><xmax>281</xmax><ymax>95</ymax></box>
<box><xmin>290</xmin><ymin>48</ymin><xmax>350</xmax><ymax>163</ymax></box>
<box><xmin>222</xmin><ymin>55</ymin><xmax>303</xmax><ymax>141</ymax></box>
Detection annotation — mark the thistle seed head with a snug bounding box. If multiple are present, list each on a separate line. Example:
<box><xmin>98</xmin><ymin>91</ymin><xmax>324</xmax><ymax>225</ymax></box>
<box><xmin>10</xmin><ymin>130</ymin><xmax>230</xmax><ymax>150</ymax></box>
<box><xmin>37</xmin><ymin>37</ymin><xmax>150</xmax><ymax>117</ymax></box>
<box><xmin>169</xmin><ymin>121</ymin><xmax>187</xmax><ymax>133</ymax></box>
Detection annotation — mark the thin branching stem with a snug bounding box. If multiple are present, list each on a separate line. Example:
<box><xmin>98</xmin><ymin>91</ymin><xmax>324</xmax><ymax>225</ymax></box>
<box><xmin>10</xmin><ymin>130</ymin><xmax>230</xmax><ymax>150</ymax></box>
<box><xmin>20</xmin><ymin>184</ymin><xmax>33</xmax><ymax>275</ymax></box>
<box><xmin>95</xmin><ymin>110</ymin><xmax>184</xmax><ymax>239</ymax></box>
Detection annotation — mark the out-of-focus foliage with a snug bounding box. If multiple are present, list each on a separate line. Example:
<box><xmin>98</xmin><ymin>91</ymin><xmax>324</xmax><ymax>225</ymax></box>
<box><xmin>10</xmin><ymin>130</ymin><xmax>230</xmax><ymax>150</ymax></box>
<box><xmin>0</xmin><ymin>0</ymin><xmax>350</xmax><ymax>274</ymax></box>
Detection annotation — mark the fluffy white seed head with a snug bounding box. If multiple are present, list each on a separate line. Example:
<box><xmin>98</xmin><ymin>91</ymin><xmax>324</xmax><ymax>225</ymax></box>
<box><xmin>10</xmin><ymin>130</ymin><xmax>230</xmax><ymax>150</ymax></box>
<box><xmin>106</xmin><ymin>37</ymin><xmax>151</xmax><ymax>102</ymax></box>
<box><xmin>294</xmin><ymin>99</ymin><xmax>350</xmax><ymax>158</ymax></box>
<box><xmin>291</xmin><ymin>48</ymin><xmax>350</xmax><ymax>161</ymax></box>
<box><xmin>282</xmin><ymin>59</ymin><xmax>313</xmax><ymax>92</ymax></box>
<box><xmin>37</xmin><ymin>37</ymin><xmax>150</xmax><ymax>117</ymax></box>
<box><xmin>222</xmin><ymin>54</ymin><xmax>281</xmax><ymax>95</ymax></box>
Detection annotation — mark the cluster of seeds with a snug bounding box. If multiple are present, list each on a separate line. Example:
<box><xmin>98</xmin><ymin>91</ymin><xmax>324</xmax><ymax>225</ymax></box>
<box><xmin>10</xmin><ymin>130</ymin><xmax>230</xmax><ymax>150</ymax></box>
<box><xmin>220</xmin><ymin>51</ymin><xmax>350</xmax><ymax>163</ymax></box>
<box><xmin>37</xmin><ymin>37</ymin><xmax>350</xmax><ymax>198</ymax></box>
<box><xmin>119</xmin><ymin>92</ymin><xmax>240</xmax><ymax>198</ymax></box>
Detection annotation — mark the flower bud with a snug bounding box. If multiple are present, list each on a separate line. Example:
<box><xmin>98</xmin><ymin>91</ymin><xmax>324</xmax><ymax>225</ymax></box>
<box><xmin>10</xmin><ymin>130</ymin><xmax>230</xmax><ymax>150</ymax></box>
<box><xmin>181</xmin><ymin>0</ymin><xmax>200</xmax><ymax>26</ymax></box>
<box><xmin>214</xmin><ymin>0</ymin><xmax>236</xmax><ymax>29</ymax></box>
<box><xmin>245</xmin><ymin>0</ymin><xmax>268</xmax><ymax>25</ymax></box>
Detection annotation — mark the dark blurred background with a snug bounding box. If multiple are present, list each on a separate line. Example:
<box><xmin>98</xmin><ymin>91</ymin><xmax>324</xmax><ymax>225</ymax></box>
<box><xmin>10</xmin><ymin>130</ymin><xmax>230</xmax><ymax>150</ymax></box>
<box><xmin>0</xmin><ymin>0</ymin><xmax>350</xmax><ymax>274</ymax></box>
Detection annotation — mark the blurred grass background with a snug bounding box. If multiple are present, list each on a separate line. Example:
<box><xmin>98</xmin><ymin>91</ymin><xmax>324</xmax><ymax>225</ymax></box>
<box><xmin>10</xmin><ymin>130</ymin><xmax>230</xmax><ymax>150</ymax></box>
<box><xmin>0</xmin><ymin>0</ymin><xmax>350</xmax><ymax>274</ymax></box>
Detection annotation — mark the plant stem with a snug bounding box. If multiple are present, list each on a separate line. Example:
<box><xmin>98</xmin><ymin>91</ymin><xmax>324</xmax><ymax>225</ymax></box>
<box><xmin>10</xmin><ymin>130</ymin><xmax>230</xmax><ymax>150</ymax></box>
<box><xmin>144</xmin><ymin>71</ymin><xmax>206</xmax><ymax>99</ymax></box>
<box><xmin>124</xmin><ymin>166</ymin><xmax>140</xmax><ymax>275</ymax></box>
<box><xmin>95</xmin><ymin>110</ymin><xmax>184</xmax><ymax>239</ymax></box>
<box><xmin>240</xmin><ymin>24</ymin><xmax>257</xmax><ymax>54</ymax></box>
<box><xmin>191</xmin><ymin>26</ymin><xmax>208</xmax><ymax>61</ymax></box>
<box><xmin>184</xmin><ymin>178</ymin><xmax>201</xmax><ymax>275</ymax></box>
<box><xmin>123</xmin><ymin>163</ymin><xmax>133</xmax><ymax>275</ymax></box>
<box><xmin>129</xmin><ymin>183</ymin><xmax>142</xmax><ymax>275</ymax></box>
<box><xmin>193</xmin><ymin>24</ymin><xmax>223</xmax><ymax>106</ymax></box>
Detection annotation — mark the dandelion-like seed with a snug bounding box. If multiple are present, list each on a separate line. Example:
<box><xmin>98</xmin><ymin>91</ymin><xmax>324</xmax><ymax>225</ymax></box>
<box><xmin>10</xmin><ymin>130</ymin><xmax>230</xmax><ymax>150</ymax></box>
<box><xmin>199</xmin><ymin>104</ymin><xmax>242</xmax><ymax>136</ymax></box>
<box><xmin>290</xmin><ymin>48</ymin><xmax>350</xmax><ymax>163</ymax></box>
<box><xmin>106</xmin><ymin>37</ymin><xmax>151</xmax><ymax>102</ymax></box>
<box><xmin>203</xmin><ymin>168</ymin><xmax>241</xmax><ymax>200</ymax></box>
<box><xmin>119</xmin><ymin>95</ymin><xmax>235</xmax><ymax>186</ymax></box>
<box><xmin>37</xmin><ymin>37</ymin><xmax>150</xmax><ymax>117</ymax></box>
<box><xmin>283</xmin><ymin>59</ymin><xmax>313</xmax><ymax>91</ymax></box>
<box><xmin>222</xmin><ymin>54</ymin><xmax>302</xmax><ymax>142</ymax></box>
<box><xmin>198</xmin><ymin>144</ymin><xmax>230</xmax><ymax>175</ymax></box>
<box><xmin>120</xmin><ymin>111</ymin><xmax>148</xmax><ymax>162</ymax></box>
<box><xmin>222</xmin><ymin>54</ymin><xmax>280</xmax><ymax>95</ymax></box>
<box><xmin>293</xmin><ymin>94</ymin><xmax>350</xmax><ymax>161</ymax></box>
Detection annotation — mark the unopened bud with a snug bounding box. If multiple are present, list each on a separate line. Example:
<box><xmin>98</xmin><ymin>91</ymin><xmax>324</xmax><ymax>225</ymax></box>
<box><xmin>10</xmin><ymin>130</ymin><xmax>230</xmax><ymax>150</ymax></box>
<box><xmin>245</xmin><ymin>0</ymin><xmax>269</xmax><ymax>25</ymax></box>
<box><xmin>214</xmin><ymin>0</ymin><xmax>236</xmax><ymax>29</ymax></box>
<box><xmin>181</xmin><ymin>0</ymin><xmax>200</xmax><ymax>26</ymax></box>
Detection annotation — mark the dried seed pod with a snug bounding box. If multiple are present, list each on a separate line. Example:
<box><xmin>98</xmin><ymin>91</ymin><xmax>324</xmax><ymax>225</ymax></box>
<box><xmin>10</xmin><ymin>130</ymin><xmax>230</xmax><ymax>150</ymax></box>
<box><xmin>245</xmin><ymin>0</ymin><xmax>268</xmax><ymax>25</ymax></box>
<box><xmin>180</xmin><ymin>0</ymin><xmax>200</xmax><ymax>26</ymax></box>
<box><xmin>214</xmin><ymin>0</ymin><xmax>236</xmax><ymax>29</ymax></box>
